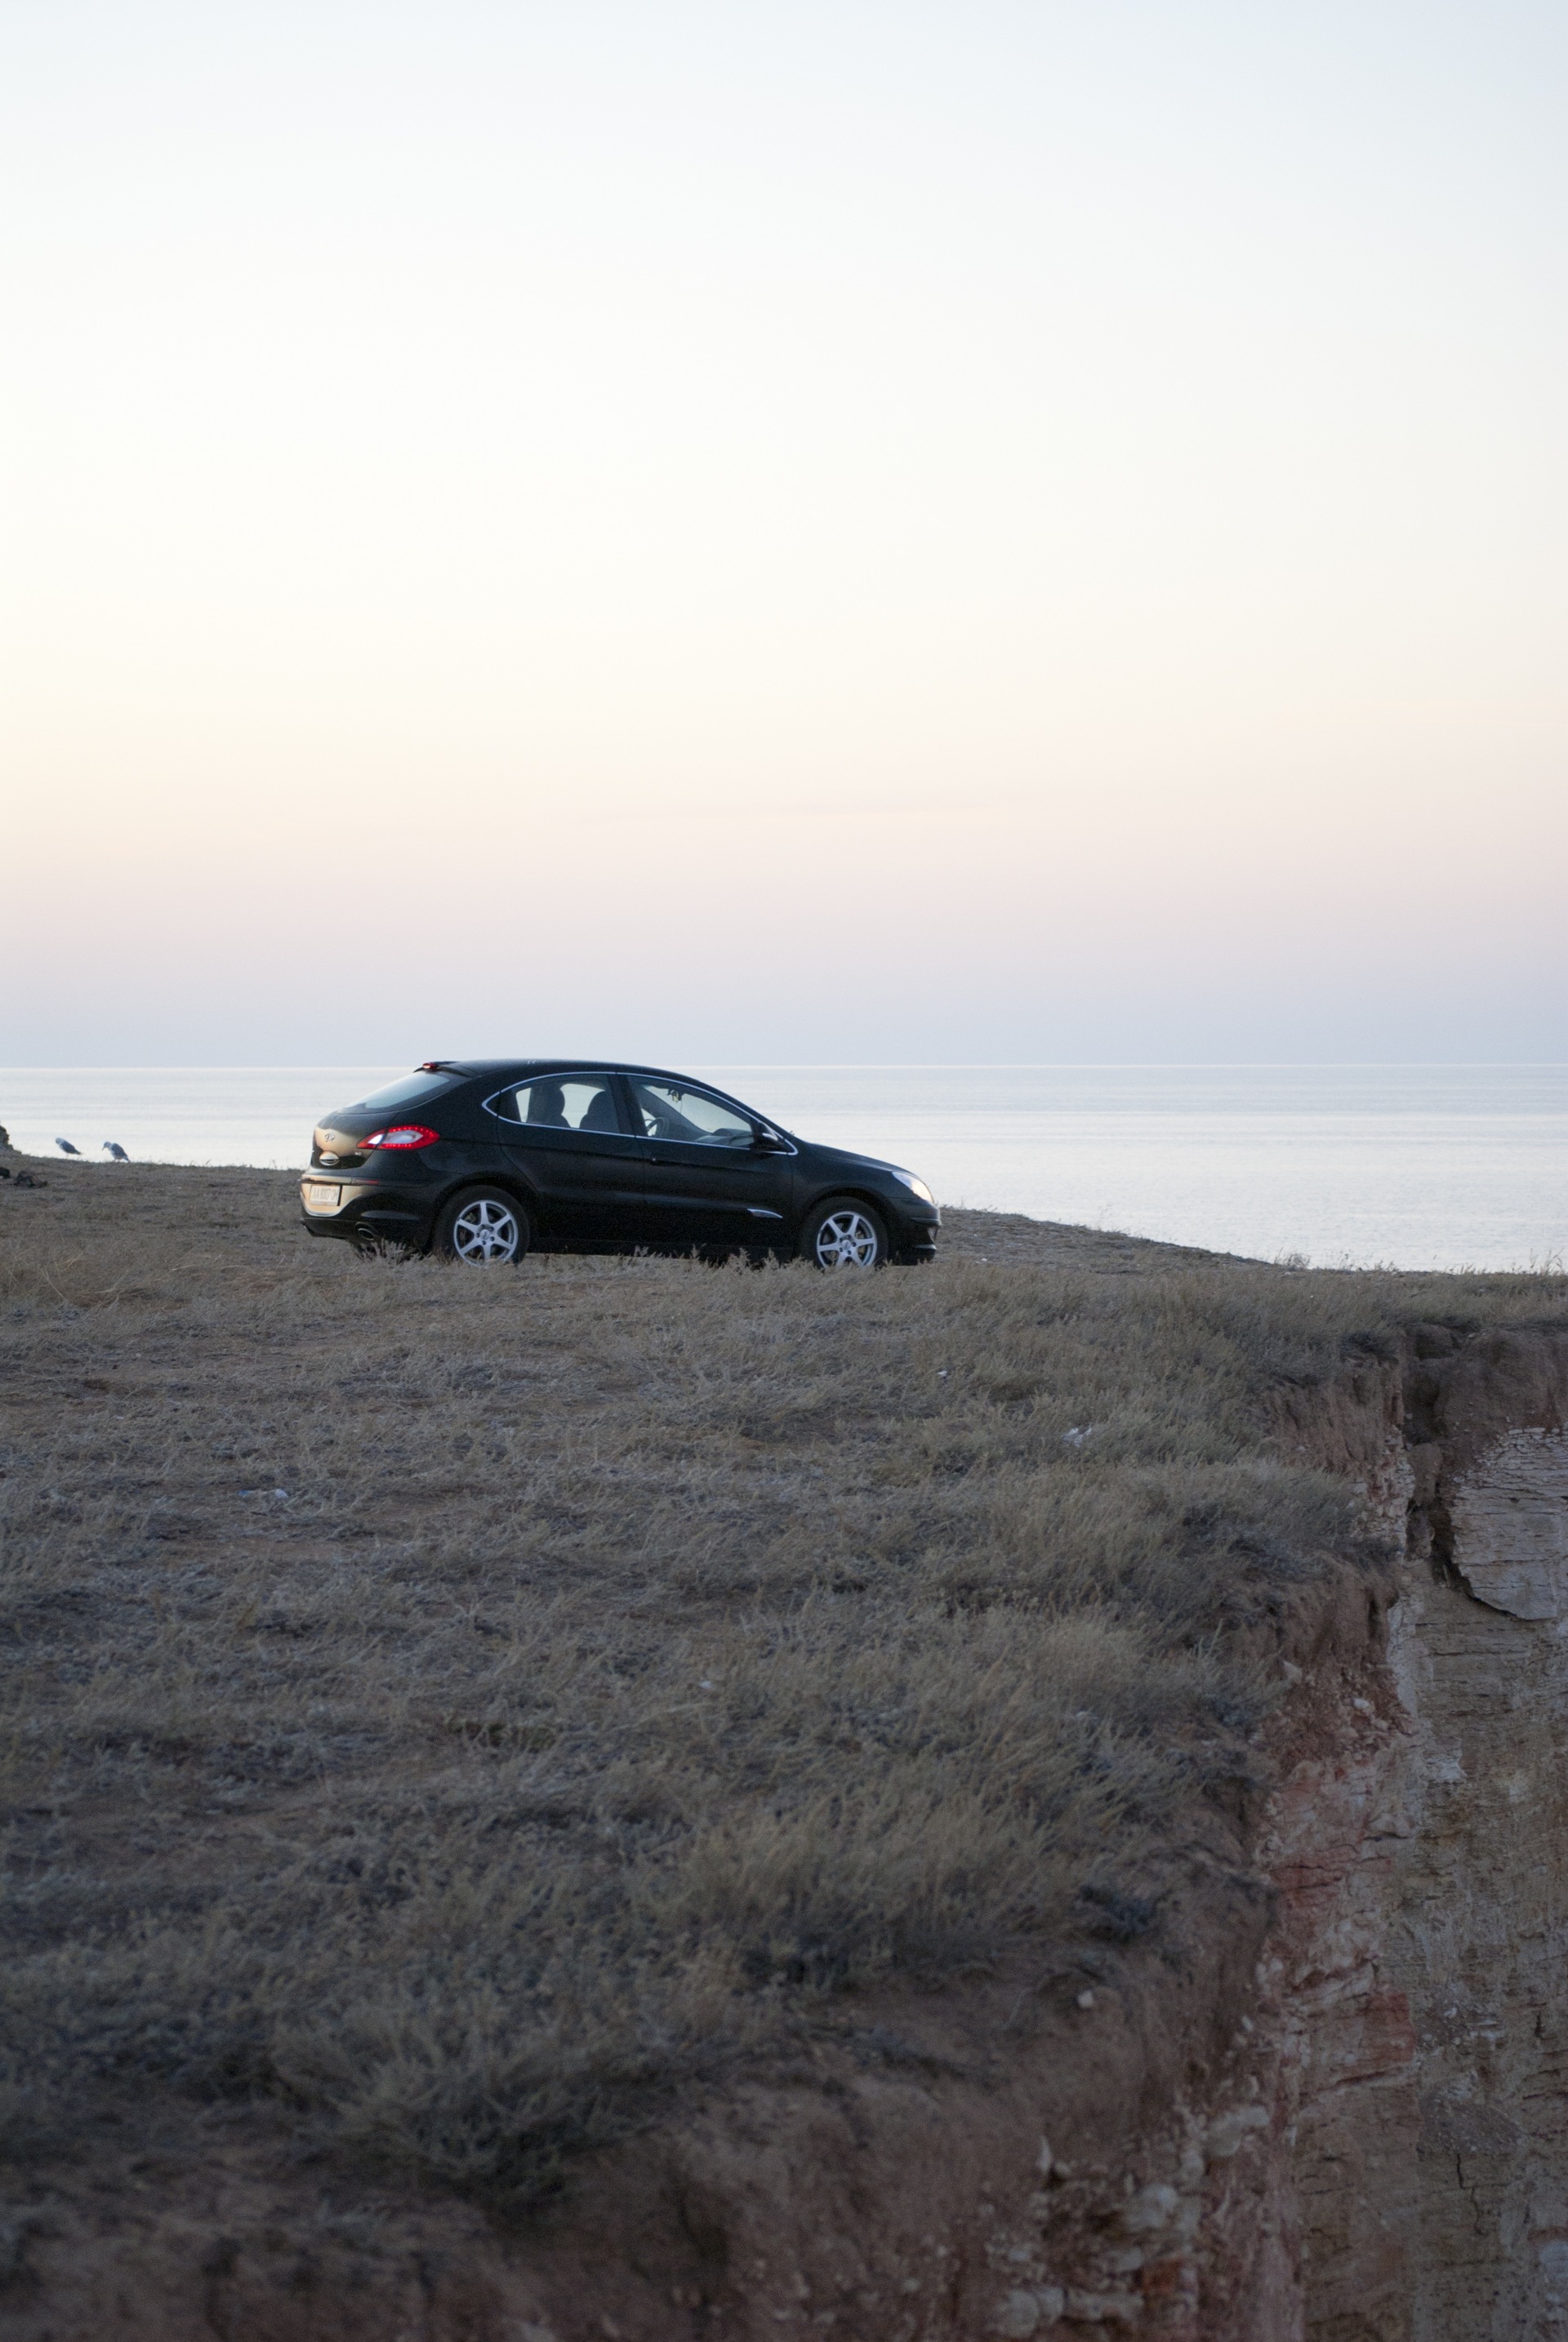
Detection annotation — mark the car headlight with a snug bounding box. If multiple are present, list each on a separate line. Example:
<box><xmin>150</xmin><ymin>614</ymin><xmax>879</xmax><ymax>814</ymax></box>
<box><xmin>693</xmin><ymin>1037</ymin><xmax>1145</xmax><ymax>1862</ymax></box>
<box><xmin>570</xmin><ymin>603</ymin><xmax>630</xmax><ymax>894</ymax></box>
<box><xmin>892</xmin><ymin>1169</ymin><xmax>935</xmax><ymax>1204</ymax></box>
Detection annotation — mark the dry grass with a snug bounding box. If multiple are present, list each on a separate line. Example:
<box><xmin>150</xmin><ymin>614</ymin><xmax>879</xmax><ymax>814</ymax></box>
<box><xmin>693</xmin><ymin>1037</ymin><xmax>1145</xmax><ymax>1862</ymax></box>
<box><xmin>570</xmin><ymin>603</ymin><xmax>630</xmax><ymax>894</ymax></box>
<box><xmin>2</xmin><ymin>1160</ymin><xmax>1565</xmax><ymax>2197</ymax></box>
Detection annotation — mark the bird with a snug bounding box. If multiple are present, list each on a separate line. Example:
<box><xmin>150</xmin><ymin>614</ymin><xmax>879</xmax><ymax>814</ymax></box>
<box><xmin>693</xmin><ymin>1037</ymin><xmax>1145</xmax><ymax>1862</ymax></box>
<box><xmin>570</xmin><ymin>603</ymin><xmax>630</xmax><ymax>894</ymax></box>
<box><xmin>55</xmin><ymin>1138</ymin><xmax>82</xmax><ymax>1155</ymax></box>
<box><xmin>104</xmin><ymin>1141</ymin><xmax>130</xmax><ymax>1162</ymax></box>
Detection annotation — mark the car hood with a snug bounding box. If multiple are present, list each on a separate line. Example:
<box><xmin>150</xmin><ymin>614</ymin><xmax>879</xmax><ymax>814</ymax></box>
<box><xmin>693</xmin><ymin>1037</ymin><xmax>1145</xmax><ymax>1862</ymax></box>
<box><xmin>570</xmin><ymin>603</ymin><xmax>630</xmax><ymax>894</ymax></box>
<box><xmin>801</xmin><ymin>1139</ymin><xmax>918</xmax><ymax>1181</ymax></box>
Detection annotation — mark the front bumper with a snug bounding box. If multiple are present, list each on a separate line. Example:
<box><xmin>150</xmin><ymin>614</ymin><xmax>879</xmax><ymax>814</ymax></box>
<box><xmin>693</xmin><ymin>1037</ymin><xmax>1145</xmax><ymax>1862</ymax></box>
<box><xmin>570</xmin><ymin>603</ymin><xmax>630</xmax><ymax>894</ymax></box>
<box><xmin>886</xmin><ymin>1201</ymin><xmax>939</xmax><ymax>1264</ymax></box>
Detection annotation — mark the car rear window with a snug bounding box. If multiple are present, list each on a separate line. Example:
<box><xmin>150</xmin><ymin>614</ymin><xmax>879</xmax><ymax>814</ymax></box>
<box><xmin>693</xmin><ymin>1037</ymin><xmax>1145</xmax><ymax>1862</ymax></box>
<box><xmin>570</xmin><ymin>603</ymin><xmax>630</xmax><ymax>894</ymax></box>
<box><xmin>349</xmin><ymin>1071</ymin><xmax>464</xmax><ymax>1112</ymax></box>
<box><xmin>492</xmin><ymin>1075</ymin><xmax>622</xmax><ymax>1133</ymax></box>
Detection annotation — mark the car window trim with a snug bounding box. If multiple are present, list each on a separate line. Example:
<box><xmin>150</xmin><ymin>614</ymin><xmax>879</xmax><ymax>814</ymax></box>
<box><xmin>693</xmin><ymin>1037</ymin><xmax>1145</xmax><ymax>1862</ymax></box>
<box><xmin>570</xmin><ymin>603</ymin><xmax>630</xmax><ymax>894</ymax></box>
<box><xmin>482</xmin><ymin>1072</ymin><xmax>639</xmax><ymax>1139</ymax></box>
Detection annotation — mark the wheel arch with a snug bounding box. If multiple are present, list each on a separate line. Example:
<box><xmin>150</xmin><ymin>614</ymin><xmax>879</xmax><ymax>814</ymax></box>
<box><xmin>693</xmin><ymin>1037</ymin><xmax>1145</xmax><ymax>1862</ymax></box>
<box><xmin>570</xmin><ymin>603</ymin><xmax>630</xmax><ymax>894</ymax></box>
<box><xmin>794</xmin><ymin>1187</ymin><xmax>897</xmax><ymax>1264</ymax></box>
<box><xmin>796</xmin><ymin>1182</ymin><xmax>894</xmax><ymax>1228</ymax></box>
<box><xmin>426</xmin><ymin>1171</ymin><xmax>543</xmax><ymax>1250</ymax></box>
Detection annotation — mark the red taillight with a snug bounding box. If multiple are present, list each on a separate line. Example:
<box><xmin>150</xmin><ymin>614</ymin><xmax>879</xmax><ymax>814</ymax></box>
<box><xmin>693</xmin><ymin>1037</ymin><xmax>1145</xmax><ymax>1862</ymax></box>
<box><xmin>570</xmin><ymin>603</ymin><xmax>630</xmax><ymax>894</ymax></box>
<box><xmin>361</xmin><ymin>1124</ymin><xmax>440</xmax><ymax>1151</ymax></box>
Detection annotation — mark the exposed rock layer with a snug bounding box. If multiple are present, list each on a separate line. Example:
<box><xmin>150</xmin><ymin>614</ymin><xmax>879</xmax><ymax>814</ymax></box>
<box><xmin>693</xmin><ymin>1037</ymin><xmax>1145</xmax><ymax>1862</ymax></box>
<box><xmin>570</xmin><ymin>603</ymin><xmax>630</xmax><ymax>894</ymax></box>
<box><xmin>1270</xmin><ymin>1327</ymin><xmax>1568</xmax><ymax>2342</ymax></box>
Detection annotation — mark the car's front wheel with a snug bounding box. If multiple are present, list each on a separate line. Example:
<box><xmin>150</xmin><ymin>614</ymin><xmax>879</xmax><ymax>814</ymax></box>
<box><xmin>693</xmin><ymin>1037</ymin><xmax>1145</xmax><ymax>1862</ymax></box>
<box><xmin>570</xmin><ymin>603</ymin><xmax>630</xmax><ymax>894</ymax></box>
<box><xmin>433</xmin><ymin>1187</ymin><xmax>530</xmax><ymax>1265</ymax></box>
<box><xmin>799</xmin><ymin>1196</ymin><xmax>887</xmax><ymax>1269</ymax></box>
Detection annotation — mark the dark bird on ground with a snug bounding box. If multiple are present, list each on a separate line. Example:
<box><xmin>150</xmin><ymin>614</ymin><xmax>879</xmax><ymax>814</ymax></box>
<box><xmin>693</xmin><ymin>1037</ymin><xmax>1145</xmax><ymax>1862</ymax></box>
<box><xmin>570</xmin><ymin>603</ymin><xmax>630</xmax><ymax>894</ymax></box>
<box><xmin>56</xmin><ymin>1138</ymin><xmax>82</xmax><ymax>1155</ymax></box>
<box><xmin>103</xmin><ymin>1141</ymin><xmax>130</xmax><ymax>1162</ymax></box>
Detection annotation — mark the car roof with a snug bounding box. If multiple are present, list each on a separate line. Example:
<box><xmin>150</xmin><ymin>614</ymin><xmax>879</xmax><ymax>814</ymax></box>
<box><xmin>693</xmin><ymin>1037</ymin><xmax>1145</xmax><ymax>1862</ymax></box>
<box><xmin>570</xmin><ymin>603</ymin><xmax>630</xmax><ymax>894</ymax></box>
<box><xmin>437</xmin><ymin>1060</ymin><xmax>727</xmax><ymax>1084</ymax></box>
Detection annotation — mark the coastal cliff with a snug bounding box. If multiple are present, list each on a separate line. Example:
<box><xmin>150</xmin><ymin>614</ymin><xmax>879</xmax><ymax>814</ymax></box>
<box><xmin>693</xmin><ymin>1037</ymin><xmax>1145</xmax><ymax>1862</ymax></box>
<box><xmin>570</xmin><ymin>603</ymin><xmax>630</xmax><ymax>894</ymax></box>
<box><xmin>2</xmin><ymin>1166</ymin><xmax>1566</xmax><ymax>2341</ymax></box>
<box><xmin>490</xmin><ymin>1327</ymin><xmax>1568</xmax><ymax>2342</ymax></box>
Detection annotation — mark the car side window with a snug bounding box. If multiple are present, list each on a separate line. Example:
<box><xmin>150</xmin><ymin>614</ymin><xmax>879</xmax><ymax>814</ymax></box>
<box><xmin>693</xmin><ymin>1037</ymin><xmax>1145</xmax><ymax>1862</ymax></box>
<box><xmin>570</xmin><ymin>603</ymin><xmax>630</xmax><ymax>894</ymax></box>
<box><xmin>497</xmin><ymin>1075</ymin><xmax>624</xmax><ymax>1135</ymax></box>
<box><xmin>630</xmin><ymin>1081</ymin><xmax>755</xmax><ymax>1147</ymax></box>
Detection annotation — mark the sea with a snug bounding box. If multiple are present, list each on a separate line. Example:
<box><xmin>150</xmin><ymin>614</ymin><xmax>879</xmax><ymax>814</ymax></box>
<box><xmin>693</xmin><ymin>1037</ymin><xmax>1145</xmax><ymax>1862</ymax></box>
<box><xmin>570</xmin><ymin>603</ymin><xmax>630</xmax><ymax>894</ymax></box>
<box><xmin>2</xmin><ymin>1065</ymin><xmax>1564</xmax><ymax>1274</ymax></box>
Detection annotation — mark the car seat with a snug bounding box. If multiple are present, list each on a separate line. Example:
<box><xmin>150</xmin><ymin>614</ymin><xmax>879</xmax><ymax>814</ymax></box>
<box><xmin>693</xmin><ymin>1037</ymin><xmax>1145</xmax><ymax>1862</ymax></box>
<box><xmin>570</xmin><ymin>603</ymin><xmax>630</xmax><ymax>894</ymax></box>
<box><xmin>526</xmin><ymin>1081</ymin><xmax>568</xmax><ymax>1127</ymax></box>
<box><xmin>580</xmin><ymin>1088</ymin><xmax>621</xmax><ymax>1133</ymax></box>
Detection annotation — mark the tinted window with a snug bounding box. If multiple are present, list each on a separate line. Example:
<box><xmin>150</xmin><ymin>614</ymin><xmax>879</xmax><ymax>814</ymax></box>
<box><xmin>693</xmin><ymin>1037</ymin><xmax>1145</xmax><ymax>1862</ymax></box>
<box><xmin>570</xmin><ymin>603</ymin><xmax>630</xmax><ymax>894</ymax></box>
<box><xmin>495</xmin><ymin>1075</ymin><xmax>623</xmax><ymax>1134</ymax></box>
<box><xmin>350</xmin><ymin>1071</ymin><xmax>463</xmax><ymax>1111</ymax></box>
<box><xmin>630</xmin><ymin>1081</ymin><xmax>754</xmax><ymax>1147</ymax></box>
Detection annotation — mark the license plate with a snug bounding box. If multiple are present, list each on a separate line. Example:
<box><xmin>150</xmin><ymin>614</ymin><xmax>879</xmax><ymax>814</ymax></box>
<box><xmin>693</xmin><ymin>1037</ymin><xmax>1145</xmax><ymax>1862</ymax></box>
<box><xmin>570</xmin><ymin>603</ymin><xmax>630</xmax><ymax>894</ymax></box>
<box><xmin>304</xmin><ymin>1183</ymin><xmax>342</xmax><ymax>1213</ymax></box>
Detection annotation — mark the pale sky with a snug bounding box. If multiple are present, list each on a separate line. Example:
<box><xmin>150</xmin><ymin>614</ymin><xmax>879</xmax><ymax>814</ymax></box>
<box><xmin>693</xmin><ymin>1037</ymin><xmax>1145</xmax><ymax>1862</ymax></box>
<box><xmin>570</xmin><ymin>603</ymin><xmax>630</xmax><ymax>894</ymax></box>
<box><xmin>2</xmin><ymin>1</ymin><xmax>1562</xmax><ymax>1064</ymax></box>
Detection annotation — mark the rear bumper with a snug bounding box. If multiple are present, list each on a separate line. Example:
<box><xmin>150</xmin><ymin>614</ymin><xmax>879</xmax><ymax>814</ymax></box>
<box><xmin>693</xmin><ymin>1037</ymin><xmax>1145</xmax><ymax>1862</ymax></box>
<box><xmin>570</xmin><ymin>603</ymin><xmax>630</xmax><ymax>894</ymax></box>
<box><xmin>300</xmin><ymin>1175</ymin><xmax>432</xmax><ymax>1246</ymax></box>
<box><xmin>303</xmin><ymin>1212</ymin><xmax>430</xmax><ymax>1244</ymax></box>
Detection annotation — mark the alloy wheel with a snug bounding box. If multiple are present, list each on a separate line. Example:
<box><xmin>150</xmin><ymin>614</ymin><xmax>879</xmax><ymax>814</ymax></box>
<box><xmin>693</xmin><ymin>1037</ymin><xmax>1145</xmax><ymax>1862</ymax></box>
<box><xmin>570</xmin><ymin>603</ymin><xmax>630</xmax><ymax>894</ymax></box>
<box><xmin>813</xmin><ymin>1209</ymin><xmax>880</xmax><ymax>1267</ymax></box>
<box><xmin>450</xmin><ymin>1197</ymin><xmax>521</xmax><ymax>1262</ymax></box>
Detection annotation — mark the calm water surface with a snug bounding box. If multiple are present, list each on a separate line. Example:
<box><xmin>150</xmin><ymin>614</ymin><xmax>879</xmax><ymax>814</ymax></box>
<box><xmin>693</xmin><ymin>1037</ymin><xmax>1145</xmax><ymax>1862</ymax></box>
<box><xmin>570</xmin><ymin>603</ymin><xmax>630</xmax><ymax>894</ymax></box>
<box><xmin>2</xmin><ymin>1065</ymin><xmax>1564</xmax><ymax>1272</ymax></box>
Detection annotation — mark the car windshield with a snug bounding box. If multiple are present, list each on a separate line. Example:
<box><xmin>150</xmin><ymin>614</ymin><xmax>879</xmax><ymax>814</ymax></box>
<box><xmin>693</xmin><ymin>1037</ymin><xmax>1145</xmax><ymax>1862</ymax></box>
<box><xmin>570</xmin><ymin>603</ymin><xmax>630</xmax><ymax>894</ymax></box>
<box><xmin>349</xmin><ymin>1071</ymin><xmax>463</xmax><ymax>1112</ymax></box>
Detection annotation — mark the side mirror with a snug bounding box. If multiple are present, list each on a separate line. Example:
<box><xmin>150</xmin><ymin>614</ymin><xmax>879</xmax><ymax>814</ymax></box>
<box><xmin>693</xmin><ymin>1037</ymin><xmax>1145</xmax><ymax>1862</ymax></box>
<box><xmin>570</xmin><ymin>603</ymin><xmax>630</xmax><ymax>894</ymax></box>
<box><xmin>752</xmin><ymin>1128</ymin><xmax>789</xmax><ymax>1153</ymax></box>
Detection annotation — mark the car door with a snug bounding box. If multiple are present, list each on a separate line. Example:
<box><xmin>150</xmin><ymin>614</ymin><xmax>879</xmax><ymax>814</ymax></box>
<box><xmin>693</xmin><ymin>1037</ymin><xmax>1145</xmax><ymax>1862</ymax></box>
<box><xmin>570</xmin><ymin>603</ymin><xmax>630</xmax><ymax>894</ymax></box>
<box><xmin>489</xmin><ymin>1071</ymin><xmax>645</xmax><ymax>1244</ymax></box>
<box><xmin>624</xmin><ymin>1075</ymin><xmax>795</xmax><ymax>1249</ymax></box>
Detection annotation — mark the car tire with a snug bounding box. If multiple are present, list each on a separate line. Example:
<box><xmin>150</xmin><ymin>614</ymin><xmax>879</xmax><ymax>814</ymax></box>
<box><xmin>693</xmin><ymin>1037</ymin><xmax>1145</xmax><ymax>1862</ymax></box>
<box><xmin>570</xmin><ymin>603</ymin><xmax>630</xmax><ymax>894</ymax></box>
<box><xmin>798</xmin><ymin>1195</ymin><xmax>888</xmax><ymax>1269</ymax></box>
<box><xmin>432</xmin><ymin>1187</ymin><xmax>531</xmax><ymax>1266</ymax></box>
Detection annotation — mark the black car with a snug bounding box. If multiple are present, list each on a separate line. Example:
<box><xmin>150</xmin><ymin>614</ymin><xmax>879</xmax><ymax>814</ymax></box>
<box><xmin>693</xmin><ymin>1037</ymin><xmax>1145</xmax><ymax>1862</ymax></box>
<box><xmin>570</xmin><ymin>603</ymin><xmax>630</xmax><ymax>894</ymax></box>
<box><xmin>299</xmin><ymin>1062</ymin><xmax>939</xmax><ymax>1267</ymax></box>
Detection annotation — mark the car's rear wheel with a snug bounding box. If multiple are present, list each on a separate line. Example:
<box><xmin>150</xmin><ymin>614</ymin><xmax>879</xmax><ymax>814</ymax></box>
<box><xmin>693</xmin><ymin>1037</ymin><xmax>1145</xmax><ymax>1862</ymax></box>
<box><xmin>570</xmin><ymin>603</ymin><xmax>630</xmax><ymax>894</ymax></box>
<box><xmin>799</xmin><ymin>1196</ymin><xmax>887</xmax><ymax>1269</ymax></box>
<box><xmin>434</xmin><ymin>1187</ymin><xmax>530</xmax><ymax>1265</ymax></box>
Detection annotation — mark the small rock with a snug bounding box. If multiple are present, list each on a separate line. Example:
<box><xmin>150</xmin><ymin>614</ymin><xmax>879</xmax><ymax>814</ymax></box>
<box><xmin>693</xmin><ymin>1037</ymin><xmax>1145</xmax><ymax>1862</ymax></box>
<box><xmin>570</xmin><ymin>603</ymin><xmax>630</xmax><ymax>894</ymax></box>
<box><xmin>1205</xmin><ymin>2103</ymin><xmax>1269</xmax><ymax>2162</ymax></box>
<box><xmin>1118</xmin><ymin>2184</ymin><xmax>1178</xmax><ymax>2234</ymax></box>
<box><xmin>1076</xmin><ymin>1989</ymin><xmax>1095</xmax><ymax>2010</ymax></box>
<box><xmin>1064</xmin><ymin>2290</ymin><xmax>1142</xmax><ymax>2326</ymax></box>
<box><xmin>992</xmin><ymin>2294</ymin><xmax>1041</xmax><ymax>2338</ymax></box>
<box><xmin>991</xmin><ymin>2289</ymin><xmax>1066</xmax><ymax>2336</ymax></box>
